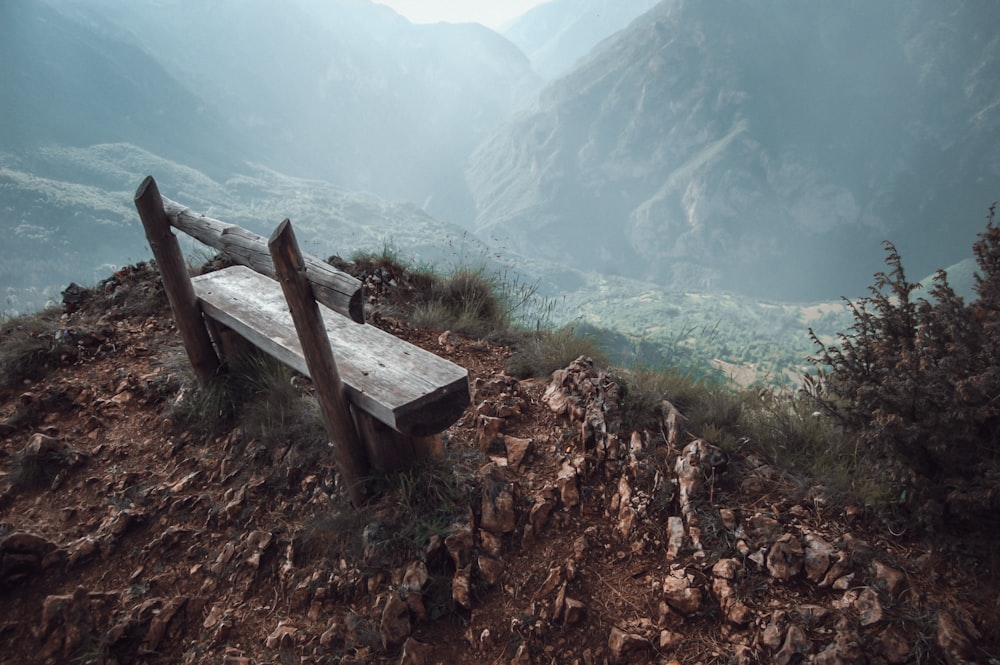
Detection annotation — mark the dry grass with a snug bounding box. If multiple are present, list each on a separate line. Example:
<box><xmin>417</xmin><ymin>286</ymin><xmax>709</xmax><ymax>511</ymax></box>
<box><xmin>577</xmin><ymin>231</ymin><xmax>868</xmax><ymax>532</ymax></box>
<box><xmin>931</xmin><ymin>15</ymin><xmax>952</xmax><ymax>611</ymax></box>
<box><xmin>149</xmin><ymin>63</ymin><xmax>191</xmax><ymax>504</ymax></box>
<box><xmin>506</xmin><ymin>326</ymin><xmax>608</xmax><ymax>378</ymax></box>
<box><xmin>0</xmin><ymin>309</ymin><xmax>73</xmax><ymax>390</ymax></box>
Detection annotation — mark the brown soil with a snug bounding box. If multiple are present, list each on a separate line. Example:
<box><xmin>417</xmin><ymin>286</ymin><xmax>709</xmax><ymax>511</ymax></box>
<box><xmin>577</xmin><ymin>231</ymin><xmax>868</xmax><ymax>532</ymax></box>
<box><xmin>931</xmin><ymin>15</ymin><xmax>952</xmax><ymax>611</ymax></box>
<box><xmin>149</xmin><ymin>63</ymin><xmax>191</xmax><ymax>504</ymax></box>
<box><xmin>1</xmin><ymin>263</ymin><xmax>998</xmax><ymax>665</ymax></box>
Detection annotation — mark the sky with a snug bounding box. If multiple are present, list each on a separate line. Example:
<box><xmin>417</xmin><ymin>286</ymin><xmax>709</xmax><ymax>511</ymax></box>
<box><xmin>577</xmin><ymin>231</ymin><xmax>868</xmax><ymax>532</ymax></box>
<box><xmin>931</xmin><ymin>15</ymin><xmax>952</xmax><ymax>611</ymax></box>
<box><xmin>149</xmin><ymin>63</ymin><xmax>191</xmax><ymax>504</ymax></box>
<box><xmin>372</xmin><ymin>0</ymin><xmax>549</xmax><ymax>30</ymax></box>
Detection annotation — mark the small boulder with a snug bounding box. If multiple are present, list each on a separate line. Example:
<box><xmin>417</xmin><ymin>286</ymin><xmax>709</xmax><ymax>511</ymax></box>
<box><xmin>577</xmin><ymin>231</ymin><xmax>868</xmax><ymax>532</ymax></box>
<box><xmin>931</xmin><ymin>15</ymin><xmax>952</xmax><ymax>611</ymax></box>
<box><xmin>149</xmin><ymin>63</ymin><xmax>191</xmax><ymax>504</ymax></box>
<box><xmin>775</xmin><ymin>624</ymin><xmax>810</xmax><ymax>665</ymax></box>
<box><xmin>711</xmin><ymin>559</ymin><xmax>752</xmax><ymax>625</ymax></box>
<box><xmin>662</xmin><ymin>569</ymin><xmax>703</xmax><ymax>616</ymax></box>
<box><xmin>608</xmin><ymin>626</ymin><xmax>650</xmax><ymax>664</ymax></box>
<box><xmin>399</xmin><ymin>637</ymin><xmax>434</xmax><ymax>665</ymax></box>
<box><xmin>504</xmin><ymin>436</ymin><xmax>532</xmax><ymax>468</ymax></box>
<box><xmin>878</xmin><ymin>625</ymin><xmax>912</xmax><ymax>664</ymax></box>
<box><xmin>563</xmin><ymin>597</ymin><xmax>586</xmax><ymax>626</ymax></box>
<box><xmin>481</xmin><ymin>481</ymin><xmax>516</xmax><ymax>535</ymax></box>
<box><xmin>265</xmin><ymin>621</ymin><xmax>297</xmax><ymax>650</ymax></box>
<box><xmin>803</xmin><ymin>534</ymin><xmax>835</xmax><ymax>583</ymax></box>
<box><xmin>767</xmin><ymin>534</ymin><xmax>804</xmax><ymax>581</ymax></box>
<box><xmin>854</xmin><ymin>587</ymin><xmax>884</xmax><ymax>626</ymax></box>
<box><xmin>452</xmin><ymin>565</ymin><xmax>472</xmax><ymax>609</ymax></box>
<box><xmin>379</xmin><ymin>593</ymin><xmax>412</xmax><ymax>649</ymax></box>
<box><xmin>936</xmin><ymin>610</ymin><xmax>979</xmax><ymax>665</ymax></box>
<box><xmin>478</xmin><ymin>556</ymin><xmax>504</xmax><ymax>587</ymax></box>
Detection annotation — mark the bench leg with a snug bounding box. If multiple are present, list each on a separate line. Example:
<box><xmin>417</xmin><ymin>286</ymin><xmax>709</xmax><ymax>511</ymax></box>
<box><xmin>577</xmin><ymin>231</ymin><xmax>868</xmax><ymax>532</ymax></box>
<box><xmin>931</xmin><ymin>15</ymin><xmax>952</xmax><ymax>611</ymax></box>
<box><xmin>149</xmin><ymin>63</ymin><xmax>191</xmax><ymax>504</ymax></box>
<box><xmin>351</xmin><ymin>406</ymin><xmax>443</xmax><ymax>472</ymax></box>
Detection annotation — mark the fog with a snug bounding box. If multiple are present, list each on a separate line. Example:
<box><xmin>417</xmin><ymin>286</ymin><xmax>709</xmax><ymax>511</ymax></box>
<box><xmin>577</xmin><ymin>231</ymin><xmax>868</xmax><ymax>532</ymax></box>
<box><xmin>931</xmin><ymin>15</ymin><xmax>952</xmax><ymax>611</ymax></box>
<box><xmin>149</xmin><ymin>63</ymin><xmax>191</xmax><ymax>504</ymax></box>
<box><xmin>2</xmin><ymin>0</ymin><xmax>998</xmax><ymax>317</ymax></box>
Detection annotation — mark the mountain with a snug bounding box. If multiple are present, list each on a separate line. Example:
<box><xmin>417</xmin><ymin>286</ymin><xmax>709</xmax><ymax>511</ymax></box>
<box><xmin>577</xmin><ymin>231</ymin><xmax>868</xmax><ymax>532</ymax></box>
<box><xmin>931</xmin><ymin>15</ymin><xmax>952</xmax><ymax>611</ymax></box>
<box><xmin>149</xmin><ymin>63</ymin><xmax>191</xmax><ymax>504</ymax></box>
<box><xmin>51</xmin><ymin>0</ymin><xmax>540</xmax><ymax>224</ymax></box>
<box><xmin>468</xmin><ymin>0</ymin><xmax>1000</xmax><ymax>301</ymax></box>
<box><xmin>0</xmin><ymin>143</ymin><xmax>491</xmax><ymax>316</ymax></box>
<box><xmin>0</xmin><ymin>0</ymin><xmax>252</xmax><ymax>179</ymax></box>
<box><xmin>503</xmin><ymin>0</ymin><xmax>661</xmax><ymax>79</ymax></box>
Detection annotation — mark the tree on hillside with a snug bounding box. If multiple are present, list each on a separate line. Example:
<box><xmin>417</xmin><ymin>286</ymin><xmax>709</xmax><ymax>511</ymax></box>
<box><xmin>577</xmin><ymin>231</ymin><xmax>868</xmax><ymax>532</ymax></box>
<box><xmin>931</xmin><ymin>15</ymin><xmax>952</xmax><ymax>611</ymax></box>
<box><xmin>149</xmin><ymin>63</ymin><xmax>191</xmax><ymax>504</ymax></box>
<box><xmin>809</xmin><ymin>204</ymin><xmax>1000</xmax><ymax>529</ymax></box>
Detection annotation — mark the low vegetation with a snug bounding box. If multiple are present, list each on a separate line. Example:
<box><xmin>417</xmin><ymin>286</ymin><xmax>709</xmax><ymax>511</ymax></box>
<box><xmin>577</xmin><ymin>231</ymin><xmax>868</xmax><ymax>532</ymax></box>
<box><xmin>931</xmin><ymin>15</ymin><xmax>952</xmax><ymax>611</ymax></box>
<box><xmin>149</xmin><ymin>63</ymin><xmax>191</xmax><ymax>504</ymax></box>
<box><xmin>0</xmin><ymin>262</ymin><xmax>167</xmax><ymax>391</ymax></box>
<box><xmin>505</xmin><ymin>325</ymin><xmax>608</xmax><ymax>378</ymax></box>
<box><xmin>5</xmin><ymin>204</ymin><xmax>998</xmax><ymax>548</ymax></box>
<box><xmin>217</xmin><ymin>212</ymin><xmax>1000</xmax><ymax>536</ymax></box>
<box><xmin>809</xmin><ymin>203</ymin><xmax>1000</xmax><ymax>531</ymax></box>
<box><xmin>0</xmin><ymin>309</ymin><xmax>74</xmax><ymax>390</ymax></box>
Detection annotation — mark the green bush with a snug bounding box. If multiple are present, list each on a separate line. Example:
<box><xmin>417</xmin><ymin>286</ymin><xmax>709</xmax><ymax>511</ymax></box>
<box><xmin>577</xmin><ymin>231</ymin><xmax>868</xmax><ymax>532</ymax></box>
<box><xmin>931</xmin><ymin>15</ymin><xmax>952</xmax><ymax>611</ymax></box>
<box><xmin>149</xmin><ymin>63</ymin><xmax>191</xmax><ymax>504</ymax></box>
<box><xmin>810</xmin><ymin>203</ymin><xmax>1000</xmax><ymax>527</ymax></box>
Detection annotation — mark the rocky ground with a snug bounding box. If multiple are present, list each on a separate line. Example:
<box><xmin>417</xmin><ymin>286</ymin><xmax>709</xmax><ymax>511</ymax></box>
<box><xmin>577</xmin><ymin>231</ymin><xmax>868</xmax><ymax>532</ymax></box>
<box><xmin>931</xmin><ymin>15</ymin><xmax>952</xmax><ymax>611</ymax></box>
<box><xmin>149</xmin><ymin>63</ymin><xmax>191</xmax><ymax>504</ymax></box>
<box><xmin>1</xmin><ymin>262</ymin><xmax>998</xmax><ymax>664</ymax></box>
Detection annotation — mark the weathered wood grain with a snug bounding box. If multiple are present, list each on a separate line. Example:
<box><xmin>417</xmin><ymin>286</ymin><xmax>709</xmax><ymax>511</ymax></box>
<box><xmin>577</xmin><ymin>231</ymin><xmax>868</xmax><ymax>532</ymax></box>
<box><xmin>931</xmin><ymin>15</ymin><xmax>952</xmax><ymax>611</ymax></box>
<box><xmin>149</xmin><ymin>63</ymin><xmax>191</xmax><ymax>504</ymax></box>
<box><xmin>191</xmin><ymin>265</ymin><xmax>470</xmax><ymax>436</ymax></box>
<box><xmin>160</xmin><ymin>195</ymin><xmax>365</xmax><ymax>323</ymax></box>
<box><xmin>134</xmin><ymin>176</ymin><xmax>220</xmax><ymax>380</ymax></box>
<box><xmin>269</xmin><ymin>219</ymin><xmax>369</xmax><ymax>505</ymax></box>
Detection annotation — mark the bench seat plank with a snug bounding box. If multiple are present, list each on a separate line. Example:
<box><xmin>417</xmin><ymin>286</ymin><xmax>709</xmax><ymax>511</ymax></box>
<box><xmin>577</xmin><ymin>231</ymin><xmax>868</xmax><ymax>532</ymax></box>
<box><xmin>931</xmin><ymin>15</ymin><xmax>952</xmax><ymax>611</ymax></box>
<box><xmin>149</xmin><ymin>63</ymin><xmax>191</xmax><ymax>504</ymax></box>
<box><xmin>191</xmin><ymin>266</ymin><xmax>470</xmax><ymax>436</ymax></box>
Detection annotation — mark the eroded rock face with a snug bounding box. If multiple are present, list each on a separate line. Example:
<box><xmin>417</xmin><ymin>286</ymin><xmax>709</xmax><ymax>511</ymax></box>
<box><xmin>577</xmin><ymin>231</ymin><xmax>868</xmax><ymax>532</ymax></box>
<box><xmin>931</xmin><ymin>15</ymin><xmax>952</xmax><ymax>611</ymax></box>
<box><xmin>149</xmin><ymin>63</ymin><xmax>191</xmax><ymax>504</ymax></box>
<box><xmin>35</xmin><ymin>586</ymin><xmax>94</xmax><ymax>662</ymax></box>
<box><xmin>0</xmin><ymin>531</ymin><xmax>61</xmax><ymax>587</ymax></box>
<box><xmin>543</xmin><ymin>356</ymin><xmax>624</xmax><ymax>459</ymax></box>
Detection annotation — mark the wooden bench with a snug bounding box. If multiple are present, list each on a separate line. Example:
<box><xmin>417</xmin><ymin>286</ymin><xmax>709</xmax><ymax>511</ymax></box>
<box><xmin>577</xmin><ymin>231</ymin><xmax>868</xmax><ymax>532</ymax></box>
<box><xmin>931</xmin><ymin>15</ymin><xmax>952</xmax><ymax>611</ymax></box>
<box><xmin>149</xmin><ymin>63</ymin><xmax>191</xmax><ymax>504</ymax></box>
<box><xmin>191</xmin><ymin>265</ymin><xmax>468</xmax><ymax>436</ymax></box>
<box><xmin>133</xmin><ymin>176</ymin><xmax>470</xmax><ymax>504</ymax></box>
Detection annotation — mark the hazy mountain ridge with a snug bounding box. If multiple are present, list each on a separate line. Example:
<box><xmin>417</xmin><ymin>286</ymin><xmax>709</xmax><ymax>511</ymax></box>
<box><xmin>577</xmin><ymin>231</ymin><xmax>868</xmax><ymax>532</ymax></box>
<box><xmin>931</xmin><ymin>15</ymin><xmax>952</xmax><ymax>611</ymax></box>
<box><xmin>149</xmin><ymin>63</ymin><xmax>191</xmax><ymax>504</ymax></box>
<box><xmin>1</xmin><ymin>140</ymin><xmax>856</xmax><ymax>387</ymax></box>
<box><xmin>48</xmin><ymin>0</ymin><xmax>540</xmax><ymax>224</ymax></box>
<box><xmin>3</xmin><ymin>0</ymin><xmax>996</xmax><ymax>382</ymax></box>
<box><xmin>0</xmin><ymin>0</ymin><xmax>252</xmax><ymax>178</ymax></box>
<box><xmin>468</xmin><ymin>0</ymin><xmax>1000</xmax><ymax>300</ymax></box>
<box><xmin>0</xmin><ymin>143</ymin><xmax>491</xmax><ymax>316</ymax></box>
<box><xmin>503</xmin><ymin>0</ymin><xmax>661</xmax><ymax>79</ymax></box>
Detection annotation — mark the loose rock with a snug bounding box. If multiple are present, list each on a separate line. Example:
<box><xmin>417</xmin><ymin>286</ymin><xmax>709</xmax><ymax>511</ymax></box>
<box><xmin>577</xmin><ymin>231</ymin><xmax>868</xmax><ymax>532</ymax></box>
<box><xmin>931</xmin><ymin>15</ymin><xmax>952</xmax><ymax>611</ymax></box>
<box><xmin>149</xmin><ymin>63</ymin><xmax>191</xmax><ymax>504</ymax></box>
<box><xmin>662</xmin><ymin>568</ymin><xmax>703</xmax><ymax>616</ymax></box>
<box><xmin>380</xmin><ymin>593</ymin><xmax>411</xmax><ymax>649</ymax></box>
<box><xmin>608</xmin><ymin>626</ymin><xmax>650</xmax><ymax>664</ymax></box>
<box><xmin>767</xmin><ymin>534</ymin><xmax>804</xmax><ymax>581</ymax></box>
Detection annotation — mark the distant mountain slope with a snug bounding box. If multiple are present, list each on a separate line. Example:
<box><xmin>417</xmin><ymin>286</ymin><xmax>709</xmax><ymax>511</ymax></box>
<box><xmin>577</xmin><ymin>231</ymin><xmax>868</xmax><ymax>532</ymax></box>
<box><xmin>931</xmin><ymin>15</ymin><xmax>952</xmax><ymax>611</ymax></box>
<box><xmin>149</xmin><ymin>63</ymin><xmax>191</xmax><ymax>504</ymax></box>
<box><xmin>469</xmin><ymin>0</ymin><xmax>1000</xmax><ymax>300</ymax></box>
<box><xmin>0</xmin><ymin>0</ymin><xmax>251</xmax><ymax>178</ymax></box>
<box><xmin>53</xmin><ymin>0</ymin><xmax>539</xmax><ymax>224</ymax></box>
<box><xmin>0</xmin><ymin>143</ymin><xmax>490</xmax><ymax>316</ymax></box>
<box><xmin>503</xmin><ymin>0</ymin><xmax>661</xmax><ymax>79</ymax></box>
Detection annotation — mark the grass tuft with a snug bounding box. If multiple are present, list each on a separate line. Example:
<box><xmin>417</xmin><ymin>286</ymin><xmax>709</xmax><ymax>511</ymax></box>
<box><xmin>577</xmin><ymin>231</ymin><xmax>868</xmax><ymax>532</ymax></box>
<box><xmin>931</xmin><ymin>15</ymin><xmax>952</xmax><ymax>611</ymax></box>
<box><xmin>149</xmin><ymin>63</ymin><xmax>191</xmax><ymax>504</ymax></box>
<box><xmin>363</xmin><ymin>457</ymin><xmax>471</xmax><ymax>566</ymax></box>
<box><xmin>412</xmin><ymin>268</ymin><xmax>512</xmax><ymax>338</ymax></box>
<box><xmin>0</xmin><ymin>309</ymin><xmax>75</xmax><ymax>390</ymax></box>
<box><xmin>506</xmin><ymin>326</ymin><xmax>608</xmax><ymax>378</ymax></box>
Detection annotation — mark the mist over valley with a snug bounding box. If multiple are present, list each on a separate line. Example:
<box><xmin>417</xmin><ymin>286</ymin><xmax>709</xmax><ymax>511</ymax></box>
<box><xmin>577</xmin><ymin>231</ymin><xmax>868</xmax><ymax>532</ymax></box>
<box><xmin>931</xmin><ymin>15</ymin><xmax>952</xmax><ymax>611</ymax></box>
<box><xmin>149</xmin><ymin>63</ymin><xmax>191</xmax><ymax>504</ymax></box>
<box><xmin>2</xmin><ymin>0</ymin><xmax>998</xmax><ymax>382</ymax></box>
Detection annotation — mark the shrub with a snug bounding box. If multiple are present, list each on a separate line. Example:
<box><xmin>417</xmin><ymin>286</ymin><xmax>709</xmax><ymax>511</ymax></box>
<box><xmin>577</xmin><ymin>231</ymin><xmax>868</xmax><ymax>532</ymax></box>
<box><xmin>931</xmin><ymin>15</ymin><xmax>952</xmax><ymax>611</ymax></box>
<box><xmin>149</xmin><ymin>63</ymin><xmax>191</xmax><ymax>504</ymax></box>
<box><xmin>412</xmin><ymin>268</ymin><xmax>512</xmax><ymax>338</ymax></box>
<box><xmin>0</xmin><ymin>309</ymin><xmax>75</xmax><ymax>390</ymax></box>
<box><xmin>169</xmin><ymin>352</ymin><xmax>323</xmax><ymax>446</ymax></box>
<box><xmin>618</xmin><ymin>365</ymin><xmax>713</xmax><ymax>432</ymax></box>
<box><xmin>809</xmin><ymin>203</ymin><xmax>1000</xmax><ymax>528</ymax></box>
<box><xmin>506</xmin><ymin>326</ymin><xmax>608</xmax><ymax>378</ymax></box>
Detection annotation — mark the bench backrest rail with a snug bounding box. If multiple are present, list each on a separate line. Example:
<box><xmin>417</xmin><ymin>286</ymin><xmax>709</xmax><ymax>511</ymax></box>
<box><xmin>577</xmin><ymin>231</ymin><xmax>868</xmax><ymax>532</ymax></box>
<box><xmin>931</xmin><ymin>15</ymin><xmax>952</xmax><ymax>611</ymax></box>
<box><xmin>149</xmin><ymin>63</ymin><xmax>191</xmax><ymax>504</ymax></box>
<box><xmin>162</xmin><ymin>196</ymin><xmax>365</xmax><ymax>323</ymax></box>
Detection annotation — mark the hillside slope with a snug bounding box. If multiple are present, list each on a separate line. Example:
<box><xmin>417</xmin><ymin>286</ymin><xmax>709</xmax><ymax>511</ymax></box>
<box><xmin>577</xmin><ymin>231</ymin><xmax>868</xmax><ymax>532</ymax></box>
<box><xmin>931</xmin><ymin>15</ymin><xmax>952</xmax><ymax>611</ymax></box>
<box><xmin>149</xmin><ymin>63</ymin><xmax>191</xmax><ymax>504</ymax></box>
<box><xmin>1</xmin><ymin>262</ymin><xmax>996</xmax><ymax>664</ymax></box>
<box><xmin>468</xmin><ymin>0</ymin><xmax>1000</xmax><ymax>300</ymax></box>
<box><xmin>43</xmin><ymin>0</ymin><xmax>539</xmax><ymax>224</ymax></box>
<box><xmin>0</xmin><ymin>0</ymin><xmax>250</xmax><ymax>178</ymax></box>
<box><xmin>503</xmin><ymin>0</ymin><xmax>661</xmax><ymax>79</ymax></box>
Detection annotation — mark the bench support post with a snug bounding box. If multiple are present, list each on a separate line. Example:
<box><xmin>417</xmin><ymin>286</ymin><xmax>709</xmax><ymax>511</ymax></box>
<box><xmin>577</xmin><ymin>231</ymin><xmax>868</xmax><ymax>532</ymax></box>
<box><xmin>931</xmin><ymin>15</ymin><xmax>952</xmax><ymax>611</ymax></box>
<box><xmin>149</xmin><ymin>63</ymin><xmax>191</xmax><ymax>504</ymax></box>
<box><xmin>134</xmin><ymin>176</ymin><xmax>220</xmax><ymax>381</ymax></box>
<box><xmin>351</xmin><ymin>407</ymin><xmax>444</xmax><ymax>473</ymax></box>
<box><xmin>268</xmin><ymin>219</ymin><xmax>370</xmax><ymax>505</ymax></box>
